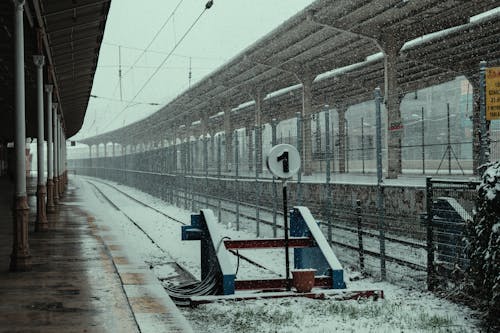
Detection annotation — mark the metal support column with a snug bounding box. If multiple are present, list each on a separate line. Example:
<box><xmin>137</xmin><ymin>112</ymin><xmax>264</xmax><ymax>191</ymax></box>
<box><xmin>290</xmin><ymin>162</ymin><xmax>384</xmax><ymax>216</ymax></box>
<box><xmin>296</xmin><ymin>112</ymin><xmax>303</xmax><ymax>205</ymax></box>
<box><xmin>301</xmin><ymin>76</ymin><xmax>314</xmax><ymax>175</ymax></box>
<box><xmin>234</xmin><ymin>131</ymin><xmax>240</xmax><ymax>231</ymax></box>
<box><xmin>325</xmin><ymin>109</ymin><xmax>333</xmax><ymax>243</ymax></box>
<box><xmin>337</xmin><ymin>105</ymin><xmax>347</xmax><ymax>173</ymax></box>
<box><xmin>247</xmin><ymin>126</ymin><xmax>253</xmax><ymax>172</ymax></box>
<box><xmin>479</xmin><ymin>61</ymin><xmax>489</xmax><ymax>173</ymax></box>
<box><xmin>271</xmin><ymin>118</ymin><xmax>278</xmax><ymax>238</ymax></box>
<box><xmin>251</xmin><ymin>89</ymin><xmax>263</xmax><ymax>174</ymax></box>
<box><xmin>254</xmin><ymin>125</ymin><xmax>260</xmax><ymax>237</ymax></box>
<box><xmin>375</xmin><ymin>87</ymin><xmax>386</xmax><ymax>280</ymax></box>
<box><xmin>217</xmin><ymin>135</ymin><xmax>222</xmax><ymax>222</ymax></box>
<box><xmin>34</xmin><ymin>55</ymin><xmax>48</xmax><ymax>231</ymax></box>
<box><xmin>224</xmin><ymin>108</ymin><xmax>233</xmax><ymax>172</ymax></box>
<box><xmin>53</xmin><ymin>107</ymin><xmax>59</xmax><ymax>204</ymax></box>
<box><xmin>10</xmin><ymin>0</ymin><xmax>31</xmax><ymax>271</ymax></box>
<box><xmin>383</xmin><ymin>42</ymin><xmax>403</xmax><ymax>179</ymax></box>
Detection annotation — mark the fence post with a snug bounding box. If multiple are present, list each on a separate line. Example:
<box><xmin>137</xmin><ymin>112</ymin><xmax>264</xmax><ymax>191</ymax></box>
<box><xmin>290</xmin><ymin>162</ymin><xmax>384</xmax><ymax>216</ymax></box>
<box><xmin>296</xmin><ymin>112</ymin><xmax>302</xmax><ymax>205</ymax></box>
<box><xmin>191</xmin><ymin>140</ymin><xmax>195</xmax><ymax>213</ymax></box>
<box><xmin>217</xmin><ymin>135</ymin><xmax>222</xmax><ymax>222</ymax></box>
<box><xmin>479</xmin><ymin>60</ymin><xmax>488</xmax><ymax>171</ymax></box>
<box><xmin>204</xmin><ymin>135</ymin><xmax>209</xmax><ymax>208</ymax></box>
<box><xmin>356</xmin><ymin>199</ymin><xmax>365</xmax><ymax>273</ymax></box>
<box><xmin>361</xmin><ymin>117</ymin><xmax>365</xmax><ymax>174</ymax></box>
<box><xmin>325</xmin><ymin>109</ymin><xmax>333</xmax><ymax>243</ymax></box>
<box><xmin>184</xmin><ymin>140</ymin><xmax>189</xmax><ymax>210</ymax></box>
<box><xmin>345</xmin><ymin>118</ymin><xmax>349</xmax><ymax>173</ymax></box>
<box><xmin>235</xmin><ymin>130</ymin><xmax>240</xmax><ymax>231</ymax></box>
<box><xmin>426</xmin><ymin>176</ymin><xmax>435</xmax><ymax>291</ymax></box>
<box><xmin>447</xmin><ymin>103</ymin><xmax>452</xmax><ymax>175</ymax></box>
<box><xmin>255</xmin><ymin>125</ymin><xmax>260</xmax><ymax>237</ymax></box>
<box><xmin>421</xmin><ymin>107</ymin><xmax>425</xmax><ymax>174</ymax></box>
<box><xmin>375</xmin><ymin>87</ymin><xmax>386</xmax><ymax>280</ymax></box>
<box><xmin>271</xmin><ymin>118</ymin><xmax>278</xmax><ymax>238</ymax></box>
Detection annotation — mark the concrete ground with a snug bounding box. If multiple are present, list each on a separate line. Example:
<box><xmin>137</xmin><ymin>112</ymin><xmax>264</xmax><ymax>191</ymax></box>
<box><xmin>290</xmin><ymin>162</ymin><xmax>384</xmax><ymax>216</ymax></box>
<box><xmin>0</xmin><ymin>177</ymin><xmax>192</xmax><ymax>333</ymax></box>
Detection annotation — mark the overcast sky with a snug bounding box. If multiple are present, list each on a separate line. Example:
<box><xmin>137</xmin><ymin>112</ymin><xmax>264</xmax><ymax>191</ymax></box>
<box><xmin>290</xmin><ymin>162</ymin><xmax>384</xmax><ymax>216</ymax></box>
<box><xmin>74</xmin><ymin>0</ymin><xmax>316</xmax><ymax>140</ymax></box>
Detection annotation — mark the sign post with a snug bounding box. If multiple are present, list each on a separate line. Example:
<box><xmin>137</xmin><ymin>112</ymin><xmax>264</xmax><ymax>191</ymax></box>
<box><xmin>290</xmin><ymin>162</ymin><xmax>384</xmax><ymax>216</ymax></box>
<box><xmin>266</xmin><ymin>144</ymin><xmax>301</xmax><ymax>291</ymax></box>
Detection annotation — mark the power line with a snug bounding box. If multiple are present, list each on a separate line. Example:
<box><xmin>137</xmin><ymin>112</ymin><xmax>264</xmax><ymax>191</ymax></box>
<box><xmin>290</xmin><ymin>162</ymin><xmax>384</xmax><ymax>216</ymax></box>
<box><xmin>123</xmin><ymin>0</ymin><xmax>185</xmax><ymax>76</ymax></box>
<box><xmin>90</xmin><ymin>94</ymin><xmax>160</xmax><ymax>105</ymax></box>
<box><xmin>100</xmin><ymin>2</ymin><xmax>214</xmax><ymax>133</ymax></box>
<box><xmin>97</xmin><ymin>64</ymin><xmax>215</xmax><ymax>70</ymax></box>
<box><xmin>101</xmin><ymin>42</ymin><xmax>226</xmax><ymax>61</ymax></box>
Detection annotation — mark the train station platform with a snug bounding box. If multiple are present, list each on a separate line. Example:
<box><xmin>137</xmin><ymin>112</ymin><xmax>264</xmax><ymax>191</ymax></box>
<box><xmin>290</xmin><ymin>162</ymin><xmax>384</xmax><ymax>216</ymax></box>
<box><xmin>0</xmin><ymin>176</ymin><xmax>193</xmax><ymax>333</ymax></box>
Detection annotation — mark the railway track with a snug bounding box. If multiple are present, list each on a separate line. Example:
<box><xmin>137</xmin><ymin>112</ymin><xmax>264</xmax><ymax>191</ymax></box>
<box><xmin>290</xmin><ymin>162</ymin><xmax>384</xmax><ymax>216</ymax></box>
<box><xmin>84</xmin><ymin>178</ymin><xmax>284</xmax><ymax>304</ymax></box>
<box><xmin>85</xmin><ymin>176</ymin><xmax>427</xmax><ymax>285</ymax></box>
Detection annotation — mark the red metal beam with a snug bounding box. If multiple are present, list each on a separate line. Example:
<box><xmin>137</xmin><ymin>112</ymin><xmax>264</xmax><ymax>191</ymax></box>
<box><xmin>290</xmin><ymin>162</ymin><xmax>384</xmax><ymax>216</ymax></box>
<box><xmin>224</xmin><ymin>237</ymin><xmax>314</xmax><ymax>249</ymax></box>
<box><xmin>235</xmin><ymin>277</ymin><xmax>332</xmax><ymax>290</ymax></box>
<box><xmin>189</xmin><ymin>289</ymin><xmax>384</xmax><ymax>306</ymax></box>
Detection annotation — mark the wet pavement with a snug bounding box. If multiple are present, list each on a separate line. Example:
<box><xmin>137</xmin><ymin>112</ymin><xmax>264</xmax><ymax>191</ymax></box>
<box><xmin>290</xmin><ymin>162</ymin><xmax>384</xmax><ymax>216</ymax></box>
<box><xmin>0</xmin><ymin>177</ymin><xmax>192</xmax><ymax>332</ymax></box>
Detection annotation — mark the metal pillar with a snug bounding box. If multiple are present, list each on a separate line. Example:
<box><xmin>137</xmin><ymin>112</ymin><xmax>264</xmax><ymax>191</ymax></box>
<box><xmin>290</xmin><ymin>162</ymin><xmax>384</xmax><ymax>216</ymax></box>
<box><xmin>421</xmin><ymin>107</ymin><xmax>425</xmax><ymax>174</ymax></box>
<box><xmin>234</xmin><ymin>130</ymin><xmax>240</xmax><ymax>231</ymax></box>
<box><xmin>10</xmin><ymin>0</ymin><xmax>31</xmax><ymax>271</ymax></box>
<box><xmin>58</xmin><ymin>124</ymin><xmax>64</xmax><ymax>196</ymax></box>
<box><xmin>361</xmin><ymin>117</ymin><xmax>365</xmax><ymax>174</ymax></box>
<box><xmin>325</xmin><ymin>109</ymin><xmax>333</xmax><ymax>244</ymax></box>
<box><xmin>469</xmin><ymin>77</ymin><xmax>482</xmax><ymax>175</ymax></box>
<box><xmin>375</xmin><ymin>87</ymin><xmax>386</xmax><ymax>280</ymax></box>
<box><xmin>296</xmin><ymin>112</ymin><xmax>303</xmax><ymax>205</ymax></box>
<box><xmin>53</xmin><ymin>105</ymin><xmax>59</xmax><ymax>204</ymax></box>
<box><xmin>479</xmin><ymin>61</ymin><xmax>489</xmax><ymax>172</ymax></box>
<box><xmin>337</xmin><ymin>105</ymin><xmax>347</xmax><ymax>173</ymax></box>
<box><xmin>247</xmin><ymin>126</ymin><xmax>253</xmax><ymax>172</ymax></box>
<box><xmin>254</xmin><ymin>125</ymin><xmax>260</xmax><ymax>237</ymax></box>
<box><xmin>271</xmin><ymin>118</ymin><xmax>278</xmax><ymax>238</ymax></box>
<box><xmin>301</xmin><ymin>76</ymin><xmax>314</xmax><ymax>175</ymax></box>
<box><xmin>34</xmin><ymin>55</ymin><xmax>48</xmax><ymax>231</ymax></box>
<box><xmin>383</xmin><ymin>42</ymin><xmax>403</xmax><ymax>179</ymax></box>
<box><xmin>63</xmin><ymin>131</ymin><xmax>67</xmax><ymax>188</ymax></box>
<box><xmin>88</xmin><ymin>144</ymin><xmax>92</xmax><ymax>174</ymax></box>
<box><xmin>249</xmin><ymin>88</ymin><xmax>264</xmax><ymax>174</ymax></box>
<box><xmin>224</xmin><ymin>108</ymin><xmax>233</xmax><ymax>172</ymax></box>
<box><xmin>217</xmin><ymin>135</ymin><xmax>222</xmax><ymax>222</ymax></box>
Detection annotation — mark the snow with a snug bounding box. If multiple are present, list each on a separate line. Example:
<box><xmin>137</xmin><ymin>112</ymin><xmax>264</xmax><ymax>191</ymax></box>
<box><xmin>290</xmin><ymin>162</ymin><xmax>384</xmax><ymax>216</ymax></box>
<box><xmin>73</xmin><ymin>175</ymin><xmax>482</xmax><ymax>333</ymax></box>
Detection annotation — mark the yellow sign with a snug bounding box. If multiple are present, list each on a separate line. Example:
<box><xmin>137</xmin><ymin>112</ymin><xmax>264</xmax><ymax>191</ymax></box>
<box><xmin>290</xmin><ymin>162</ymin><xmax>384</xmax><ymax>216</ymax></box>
<box><xmin>486</xmin><ymin>67</ymin><xmax>500</xmax><ymax>120</ymax></box>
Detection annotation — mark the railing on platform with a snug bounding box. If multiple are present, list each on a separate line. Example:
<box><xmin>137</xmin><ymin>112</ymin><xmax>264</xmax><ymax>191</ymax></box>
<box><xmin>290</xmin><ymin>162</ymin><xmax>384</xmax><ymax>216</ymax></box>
<box><xmin>70</xmin><ymin>164</ymin><xmax>474</xmax><ymax>291</ymax></box>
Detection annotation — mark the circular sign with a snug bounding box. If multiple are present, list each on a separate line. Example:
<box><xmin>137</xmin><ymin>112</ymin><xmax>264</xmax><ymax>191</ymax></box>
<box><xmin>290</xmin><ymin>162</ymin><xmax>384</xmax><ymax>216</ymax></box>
<box><xmin>266</xmin><ymin>144</ymin><xmax>301</xmax><ymax>179</ymax></box>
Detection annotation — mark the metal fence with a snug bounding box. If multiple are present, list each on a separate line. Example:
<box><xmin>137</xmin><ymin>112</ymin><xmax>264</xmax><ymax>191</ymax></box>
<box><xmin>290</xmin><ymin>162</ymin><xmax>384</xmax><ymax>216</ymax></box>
<box><xmin>69</xmin><ymin>147</ymin><xmax>483</xmax><ymax>292</ymax></box>
<box><xmin>425</xmin><ymin>178</ymin><xmax>480</xmax><ymax>291</ymax></box>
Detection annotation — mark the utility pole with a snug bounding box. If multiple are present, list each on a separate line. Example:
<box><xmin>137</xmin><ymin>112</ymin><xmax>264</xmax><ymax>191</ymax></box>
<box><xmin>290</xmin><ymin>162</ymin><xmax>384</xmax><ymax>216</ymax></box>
<box><xmin>119</xmin><ymin>45</ymin><xmax>123</xmax><ymax>101</ymax></box>
<box><xmin>188</xmin><ymin>57</ymin><xmax>192</xmax><ymax>88</ymax></box>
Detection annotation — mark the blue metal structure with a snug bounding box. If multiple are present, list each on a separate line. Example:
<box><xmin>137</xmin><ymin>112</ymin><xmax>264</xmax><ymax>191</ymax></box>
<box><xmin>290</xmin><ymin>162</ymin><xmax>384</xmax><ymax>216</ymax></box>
<box><xmin>182</xmin><ymin>206</ymin><xmax>346</xmax><ymax>295</ymax></box>
<box><xmin>291</xmin><ymin>206</ymin><xmax>346</xmax><ymax>289</ymax></box>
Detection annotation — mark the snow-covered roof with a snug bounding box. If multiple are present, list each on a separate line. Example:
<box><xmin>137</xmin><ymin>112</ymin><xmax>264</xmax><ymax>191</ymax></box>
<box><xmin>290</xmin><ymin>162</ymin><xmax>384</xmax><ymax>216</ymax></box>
<box><xmin>80</xmin><ymin>0</ymin><xmax>500</xmax><ymax>146</ymax></box>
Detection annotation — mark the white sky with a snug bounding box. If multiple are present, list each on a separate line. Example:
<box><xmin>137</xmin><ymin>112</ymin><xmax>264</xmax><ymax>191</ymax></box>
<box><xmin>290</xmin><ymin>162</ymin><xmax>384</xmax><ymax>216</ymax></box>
<box><xmin>74</xmin><ymin>0</ymin><xmax>317</xmax><ymax>140</ymax></box>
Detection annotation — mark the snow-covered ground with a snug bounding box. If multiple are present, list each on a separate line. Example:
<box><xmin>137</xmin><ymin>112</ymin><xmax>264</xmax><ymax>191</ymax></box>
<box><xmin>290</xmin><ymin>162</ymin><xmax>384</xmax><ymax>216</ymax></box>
<box><xmin>73</xmin><ymin>175</ymin><xmax>482</xmax><ymax>333</ymax></box>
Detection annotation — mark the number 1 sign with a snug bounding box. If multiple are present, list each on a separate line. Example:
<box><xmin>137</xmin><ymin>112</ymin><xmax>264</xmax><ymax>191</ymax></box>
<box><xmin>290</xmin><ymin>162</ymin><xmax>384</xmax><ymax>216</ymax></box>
<box><xmin>266</xmin><ymin>144</ymin><xmax>301</xmax><ymax>291</ymax></box>
<box><xmin>266</xmin><ymin>144</ymin><xmax>301</xmax><ymax>179</ymax></box>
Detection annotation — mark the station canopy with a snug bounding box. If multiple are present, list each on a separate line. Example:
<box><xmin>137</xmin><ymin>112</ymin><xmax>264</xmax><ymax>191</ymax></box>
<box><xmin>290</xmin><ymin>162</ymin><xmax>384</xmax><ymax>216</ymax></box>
<box><xmin>79</xmin><ymin>0</ymin><xmax>500</xmax><ymax>146</ymax></box>
<box><xmin>0</xmin><ymin>0</ymin><xmax>110</xmax><ymax>141</ymax></box>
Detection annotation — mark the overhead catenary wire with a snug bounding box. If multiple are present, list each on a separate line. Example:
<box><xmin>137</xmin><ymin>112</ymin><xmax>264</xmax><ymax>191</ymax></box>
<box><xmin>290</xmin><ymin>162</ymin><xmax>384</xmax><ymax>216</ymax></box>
<box><xmin>100</xmin><ymin>1</ymin><xmax>214</xmax><ymax>133</ymax></box>
<box><xmin>90</xmin><ymin>94</ymin><xmax>160</xmax><ymax>106</ymax></box>
<box><xmin>102</xmin><ymin>42</ymin><xmax>226</xmax><ymax>61</ymax></box>
<box><xmin>122</xmin><ymin>0</ymin><xmax>185</xmax><ymax>77</ymax></box>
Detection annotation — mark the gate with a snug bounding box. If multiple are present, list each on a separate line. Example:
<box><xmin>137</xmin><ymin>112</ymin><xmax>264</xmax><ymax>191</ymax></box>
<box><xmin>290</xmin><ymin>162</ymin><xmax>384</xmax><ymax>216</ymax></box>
<box><xmin>425</xmin><ymin>177</ymin><xmax>479</xmax><ymax>290</ymax></box>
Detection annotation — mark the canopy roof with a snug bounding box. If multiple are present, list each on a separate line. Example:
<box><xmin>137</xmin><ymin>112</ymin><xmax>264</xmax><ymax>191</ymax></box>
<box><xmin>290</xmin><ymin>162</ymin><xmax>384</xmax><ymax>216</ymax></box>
<box><xmin>0</xmin><ymin>0</ymin><xmax>110</xmax><ymax>141</ymax></box>
<box><xmin>80</xmin><ymin>0</ymin><xmax>500</xmax><ymax>146</ymax></box>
